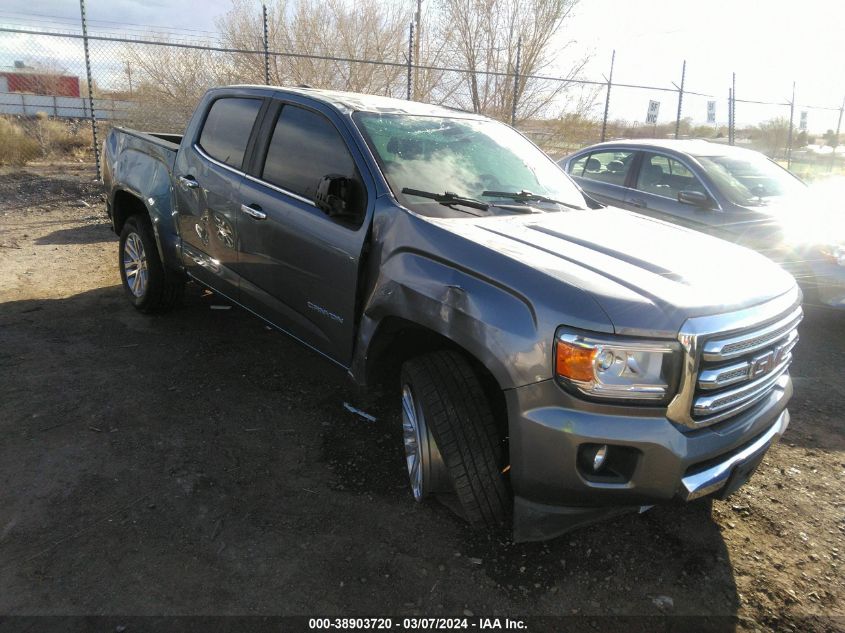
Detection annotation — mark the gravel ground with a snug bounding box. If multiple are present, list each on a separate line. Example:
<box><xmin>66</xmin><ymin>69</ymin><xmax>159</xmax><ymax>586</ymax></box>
<box><xmin>0</xmin><ymin>163</ymin><xmax>842</xmax><ymax>632</ymax></box>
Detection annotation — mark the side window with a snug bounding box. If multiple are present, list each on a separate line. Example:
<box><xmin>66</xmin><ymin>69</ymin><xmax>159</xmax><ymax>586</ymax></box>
<box><xmin>262</xmin><ymin>105</ymin><xmax>359</xmax><ymax>204</ymax></box>
<box><xmin>567</xmin><ymin>154</ymin><xmax>589</xmax><ymax>177</ymax></box>
<box><xmin>198</xmin><ymin>98</ymin><xmax>262</xmax><ymax>168</ymax></box>
<box><xmin>578</xmin><ymin>150</ymin><xmax>635</xmax><ymax>186</ymax></box>
<box><xmin>636</xmin><ymin>152</ymin><xmax>706</xmax><ymax>198</ymax></box>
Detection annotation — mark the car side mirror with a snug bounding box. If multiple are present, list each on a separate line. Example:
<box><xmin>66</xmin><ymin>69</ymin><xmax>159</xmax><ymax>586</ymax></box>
<box><xmin>678</xmin><ymin>190</ymin><xmax>712</xmax><ymax>208</ymax></box>
<box><xmin>315</xmin><ymin>174</ymin><xmax>352</xmax><ymax>217</ymax></box>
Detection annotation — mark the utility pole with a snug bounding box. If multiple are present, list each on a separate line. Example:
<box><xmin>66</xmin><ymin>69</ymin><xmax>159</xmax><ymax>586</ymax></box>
<box><xmin>600</xmin><ymin>50</ymin><xmax>615</xmax><ymax>143</ymax></box>
<box><xmin>413</xmin><ymin>0</ymin><xmax>422</xmax><ymax>100</ymax></box>
<box><xmin>674</xmin><ymin>60</ymin><xmax>686</xmax><ymax>140</ymax></box>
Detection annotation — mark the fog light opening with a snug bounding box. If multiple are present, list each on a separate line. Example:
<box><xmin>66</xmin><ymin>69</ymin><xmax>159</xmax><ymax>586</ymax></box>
<box><xmin>577</xmin><ymin>444</ymin><xmax>640</xmax><ymax>483</ymax></box>
<box><xmin>592</xmin><ymin>445</ymin><xmax>608</xmax><ymax>471</ymax></box>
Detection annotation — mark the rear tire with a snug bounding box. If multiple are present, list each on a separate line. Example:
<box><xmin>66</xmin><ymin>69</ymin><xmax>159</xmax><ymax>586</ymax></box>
<box><xmin>118</xmin><ymin>215</ymin><xmax>184</xmax><ymax>314</ymax></box>
<box><xmin>400</xmin><ymin>351</ymin><xmax>510</xmax><ymax>528</ymax></box>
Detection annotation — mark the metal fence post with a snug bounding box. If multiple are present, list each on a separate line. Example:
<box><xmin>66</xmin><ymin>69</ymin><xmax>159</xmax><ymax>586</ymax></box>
<box><xmin>79</xmin><ymin>0</ymin><xmax>100</xmax><ymax>180</ymax></box>
<box><xmin>600</xmin><ymin>49</ymin><xmax>615</xmax><ymax>143</ymax></box>
<box><xmin>831</xmin><ymin>95</ymin><xmax>843</xmax><ymax>171</ymax></box>
<box><xmin>674</xmin><ymin>60</ymin><xmax>686</xmax><ymax>139</ymax></box>
<box><xmin>731</xmin><ymin>72</ymin><xmax>736</xmax><ymax>145</ymax></box>
<box><xmin>728</xmin><ymin>88</ymin><xmax>733</xmax><ymax>145</ymax></box>
<box><xmin>510</xmin><ymin>36</ymin><xmax>522</xmax><ymax>127</ymax></box>
<box><xmin>406</xmin><ymin>22</ymin><xmax>413</xmax><ymax>100</ymax></box>
<box><xmin>413</xmin><ymin>0</ymin><xmax>422</xmax><ymax>99</ymax></box>
<box><xmin>787</xmin><ymin>82</ymin><xmax>795</xmax><ymax>168</ymax></box>
<box><xmin>262</xmin><ymin>4</ymin><xmax>270</xmax><ymax>85</ymax></box>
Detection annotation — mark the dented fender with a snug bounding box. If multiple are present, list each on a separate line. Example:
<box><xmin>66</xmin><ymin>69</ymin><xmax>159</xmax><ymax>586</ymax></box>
<box><xmin>103</xmin><ymin>129</ymin><xmax>182</xmax><ymax>271</ymax></box>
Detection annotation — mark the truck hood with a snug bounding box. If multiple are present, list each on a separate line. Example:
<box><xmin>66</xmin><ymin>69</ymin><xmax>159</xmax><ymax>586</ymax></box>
<box><xmin>427</xmin><ymin>207</ymin><xmax>797</xmax><ymax>337</ymax></box>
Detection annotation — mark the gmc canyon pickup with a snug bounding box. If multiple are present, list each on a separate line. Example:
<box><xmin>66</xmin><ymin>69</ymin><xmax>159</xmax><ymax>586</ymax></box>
<box><xmin>103</xmin><ymin>86</ymin><xmax>802</xmax><ymax>541</ymax></box>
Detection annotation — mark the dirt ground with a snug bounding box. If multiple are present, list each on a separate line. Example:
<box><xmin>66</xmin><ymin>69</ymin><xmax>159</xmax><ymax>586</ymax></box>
<box><xmin>0</xmin><ymin>163</ymin><xmax>842</xmax><ymax>632</ymax></box>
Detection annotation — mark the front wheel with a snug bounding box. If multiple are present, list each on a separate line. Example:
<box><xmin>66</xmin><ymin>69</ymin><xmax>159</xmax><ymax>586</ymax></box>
<box><xmin>119</xmin><ymin>215</ymin><xmax>183</xmax><ymax>313</ymax></box>
<box><xmin>400</xmin><ymin>351</ymin><xmax>510</xmax><ymax>528</ymax></box>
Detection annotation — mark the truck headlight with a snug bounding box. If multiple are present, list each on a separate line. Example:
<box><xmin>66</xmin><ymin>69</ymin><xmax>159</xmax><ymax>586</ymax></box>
<box><xmin>555</xmin><ymin>330</ymin><xmax>679</xmax><ymax>403</ymax></box>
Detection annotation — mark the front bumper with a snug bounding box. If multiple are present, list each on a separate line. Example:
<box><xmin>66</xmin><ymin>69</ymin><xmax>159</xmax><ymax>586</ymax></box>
<box><xmin>507</xmin><ymin>375</ymin><xmax>792</xmax><ymax>542</ymax></box>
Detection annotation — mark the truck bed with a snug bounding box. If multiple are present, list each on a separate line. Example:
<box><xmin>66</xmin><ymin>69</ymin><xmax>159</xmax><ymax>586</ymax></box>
<box><xmin>108</xmin><ymin>127</ymin><xmax>182</xmax><ymax>173</ymax></box>
<box><xmin>113</xmin><ymin>127</ymin><xmax>182</xmax><ymax>149</ymax></box>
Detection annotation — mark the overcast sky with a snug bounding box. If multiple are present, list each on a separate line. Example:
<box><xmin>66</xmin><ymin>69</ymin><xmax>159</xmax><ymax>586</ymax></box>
<box><xmin>1</xmin><ymin>0</ymin><xmax>843</xmax><ymax>129</ymax></box>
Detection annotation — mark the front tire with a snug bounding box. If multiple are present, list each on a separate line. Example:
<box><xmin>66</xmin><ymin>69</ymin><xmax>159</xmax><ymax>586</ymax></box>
<box><xmin>400</xmin><ymin>351</ymin><xmax>510</xmax><ymax>528</ymax></box>
<box><xmin>119</xmin><ymin>215</ymin><xmax>183</xmax><ymax>313</ymax></box>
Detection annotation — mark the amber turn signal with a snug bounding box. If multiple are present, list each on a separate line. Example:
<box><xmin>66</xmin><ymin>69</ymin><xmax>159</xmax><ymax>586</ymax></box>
<box><xmin>555</xmin><ymin>340</ymin><xmax>596</xmax><ymax>382</ymax></box>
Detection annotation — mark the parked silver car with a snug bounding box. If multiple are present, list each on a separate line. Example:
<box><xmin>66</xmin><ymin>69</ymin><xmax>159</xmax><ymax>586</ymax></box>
<box><xmin>560</xmin><ymin>139</ymin><xmax>845</xmax><ymax>308</ymax></box>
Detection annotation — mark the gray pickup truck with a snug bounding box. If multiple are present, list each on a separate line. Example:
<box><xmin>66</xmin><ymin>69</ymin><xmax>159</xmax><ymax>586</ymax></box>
<box><xmin>103</xmin><ymin>86</ymin><xmax>802</xmax><ymax>541</ymax></box>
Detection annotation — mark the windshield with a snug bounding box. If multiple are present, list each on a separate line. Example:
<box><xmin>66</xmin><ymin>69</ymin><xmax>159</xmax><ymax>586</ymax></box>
<box><xmin>353</xmin><ymin>112</ymin><xmax>586</xmax><ymax>215</ymax></box>
<box><xmin>694</xmin><ymin>153</ymin><xmax>806</xmax><ymax>207</ymax></box>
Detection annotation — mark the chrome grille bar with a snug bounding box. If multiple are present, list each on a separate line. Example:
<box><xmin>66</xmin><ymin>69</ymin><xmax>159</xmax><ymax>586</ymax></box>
<box><xmin>698</xmin><ymin>329</ymin><xmax>798</xmax><ymax>391</ymax></box>
<box><xmin>702</xmin><ymin>306</ymin><xmax>803</xmax><ymax>362</ymax></box>
<box><xmin>694</xmin><ymin>359</ymin><xmax>791</xmax><ymax>417</ymax></box>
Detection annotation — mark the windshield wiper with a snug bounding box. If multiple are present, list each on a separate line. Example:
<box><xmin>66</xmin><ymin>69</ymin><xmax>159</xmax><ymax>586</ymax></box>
<box><xmin>482</xmin><ymin>189</ymin><xmax>582</xmax><ymax>210</ymax></box>
<box><xmin>402</xmin><ymin>188</ymin><xmax>489</xmax><ymax>212</ymax></box>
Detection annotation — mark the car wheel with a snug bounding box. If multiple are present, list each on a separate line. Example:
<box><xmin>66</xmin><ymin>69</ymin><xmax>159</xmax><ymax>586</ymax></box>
<box><xmin>119</xmin><ymin>215</ymin><xmax>183</xmax><ymax>313</ymax></box>
<box><xmin>400</xmin><ymin>350</ymin><xmax>510</xmax><ymax>527</ymax></box>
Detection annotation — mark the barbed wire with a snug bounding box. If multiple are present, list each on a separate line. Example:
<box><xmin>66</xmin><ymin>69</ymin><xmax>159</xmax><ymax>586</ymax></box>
<box><xmin>1</xmin><ymin>24</ymin><xmax>842</xmax><ymax>114</ymax></box>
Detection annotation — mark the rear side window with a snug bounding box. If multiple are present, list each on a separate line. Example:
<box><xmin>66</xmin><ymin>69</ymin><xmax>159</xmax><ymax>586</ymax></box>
<box><xmin>577</xmin><ymin>150</ymin><xmax>635</xmax><ymax>186</ymax></box>
<box><xmin>198</xmin><ymin>98</ymin><xmax>262</xmax><ymax>168</ymax></box>
<box><xmin>262</xmin><ymin>105</ymin><xmax>358</xmax><ymax>202</ymax></box>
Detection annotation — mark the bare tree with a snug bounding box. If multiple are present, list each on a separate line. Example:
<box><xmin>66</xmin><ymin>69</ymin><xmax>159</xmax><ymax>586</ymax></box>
<box><xmin>218</xmin><ymin>0</ymin><xmax>411</xmax><ymax>96</ymax></box>
<box><xmin>122</xmin><ymin>42</ymin><xmax>239</xmax><ymax>129</ymax></box>
<box><xmin>432</xmin><ymin>0</ymin><xmax>589</xmax><ymax>122</ymax></box>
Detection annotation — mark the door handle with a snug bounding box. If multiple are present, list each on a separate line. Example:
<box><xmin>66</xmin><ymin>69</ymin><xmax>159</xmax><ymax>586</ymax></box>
<box><xmin>179</xmin><ymin>175</ymin><xmax>199</xmax><ymax>189</ymax></box>
<box><xmin>241</xmin><ymin>204</ymin><xmax>267</xmax><ymax>220</ymax></box>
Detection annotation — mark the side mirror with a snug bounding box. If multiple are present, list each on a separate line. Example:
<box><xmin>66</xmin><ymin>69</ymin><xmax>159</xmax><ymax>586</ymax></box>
<box><xmin>677</xmin><ymin>190</ymin><xmax>712</xmax><ymax>208</ymax></box>
<box><xmin>315</xmin><ymin>174</ymin><xmax>352</xmax><ymax>217</ymax></box>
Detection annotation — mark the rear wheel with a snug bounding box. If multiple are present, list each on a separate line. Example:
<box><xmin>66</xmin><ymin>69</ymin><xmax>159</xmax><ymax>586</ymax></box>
<box><xmin>400</xmin><ymin>351</ymin><xmax>510</xmax><ymax>528</ymax></box>
<box><xmin>119</xmin><ymin>215</ymin><xmax>183</xmax><ymax>313</ymax></box>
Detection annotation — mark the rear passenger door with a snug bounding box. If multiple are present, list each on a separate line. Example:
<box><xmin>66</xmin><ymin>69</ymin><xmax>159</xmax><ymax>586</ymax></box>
<box><xmin>236</xmin><ymin>100</ymin><xmax>371</xmax><ymax>366</ymax></box>
<box><xmin>173</xmin><ymin>95</ymin><xmax>265</xmax><ymax>299</ymax></box>
<box><xmin>567</xmin><ymin>149</ymin><xmax>638</xmax><ymax>208</ymax></box>
<box><xmin>626</xmin><ymin>152</ymin><xmax>716</xmax><ymax>232</ymax></box>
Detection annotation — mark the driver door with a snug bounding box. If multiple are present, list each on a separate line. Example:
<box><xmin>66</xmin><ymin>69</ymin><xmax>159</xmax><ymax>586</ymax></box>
<box><xmin>235</xmin><ymin>100</ymin><xmax>371</xmax><ymax>366</ymax></box>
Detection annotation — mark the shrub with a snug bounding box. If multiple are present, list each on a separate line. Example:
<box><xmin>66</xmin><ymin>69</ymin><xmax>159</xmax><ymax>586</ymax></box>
<box><xmin>0</xmin><ymin>115</ymin><xmax>94</xmax><ymax>165</ymax></box>
<box><xmin>0</xmin><ymin>117</ymin><xmax>39</xmax><ymax>166</ymax></box>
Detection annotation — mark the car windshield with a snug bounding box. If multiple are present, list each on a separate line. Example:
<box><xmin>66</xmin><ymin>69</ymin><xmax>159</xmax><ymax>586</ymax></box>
<box><xmin>353</xmin><ymin>112</ymin><xmax>586</xmax><ymax>216</ymax></box>
<box><xmin>694</xmin><ymin>153</ymin><xmax>806</xmax><ymax>207</ymax></box>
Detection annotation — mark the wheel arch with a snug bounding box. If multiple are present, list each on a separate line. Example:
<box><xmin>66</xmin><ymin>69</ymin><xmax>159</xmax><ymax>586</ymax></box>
<box><xmin>111</xmin><ymin>187</ymin><xmax>183</xmax><ymax>274</ymax></box>
<box><xmin>112</xmin><ymin>189</ymin><xmax>148</xmax><ymax>235</ymax></box>
<box><xmin>360</xmin><ymin>316</ymin><xmax>509</xmax><ymax>441</ymax></box>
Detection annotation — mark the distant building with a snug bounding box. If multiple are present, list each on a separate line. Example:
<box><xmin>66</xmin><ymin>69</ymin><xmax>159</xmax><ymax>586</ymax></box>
<box><xmin>0</xmin><ymin>61</ymin><xmax>81</xmax><ymax>98</ymax></box>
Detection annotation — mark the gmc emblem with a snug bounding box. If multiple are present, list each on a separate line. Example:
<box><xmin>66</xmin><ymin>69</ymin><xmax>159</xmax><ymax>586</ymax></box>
<box><xmin>748</xmin><ymin>342</ymin><xmax>791</xmax><ymax>379</ymax></box>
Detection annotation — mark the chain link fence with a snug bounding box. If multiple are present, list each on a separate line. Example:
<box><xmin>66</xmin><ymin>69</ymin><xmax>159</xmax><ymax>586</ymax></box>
<box><xmin>1</xmin><ymin>6</ymin><xmax>844</xmax><ymax>180</ymax></box>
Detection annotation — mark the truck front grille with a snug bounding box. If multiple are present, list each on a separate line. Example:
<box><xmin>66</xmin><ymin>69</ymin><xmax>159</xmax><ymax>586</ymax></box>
<box><xmin>666</xmin><ymin>291</ymin><xmax>802</xmax><ymax>430</ymax></box>
<box><xmin>692</xmin><ymin>307</ymin><xmax>801</xmax><ymax>425</ymax></box>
